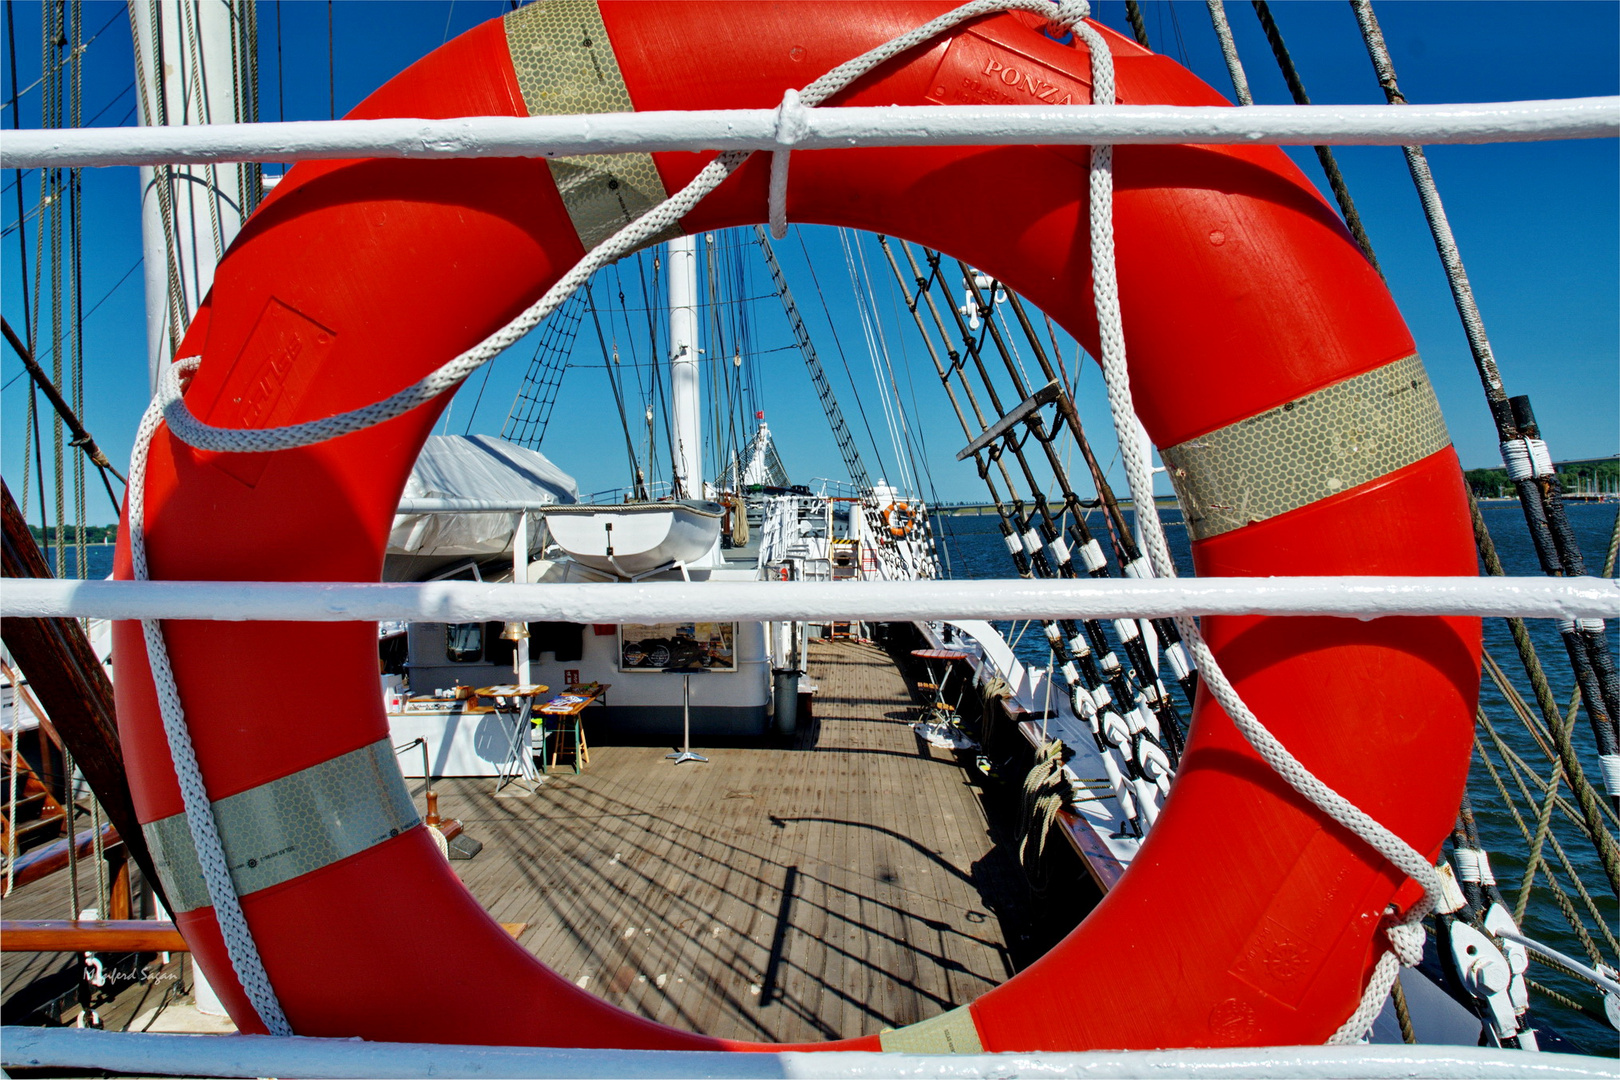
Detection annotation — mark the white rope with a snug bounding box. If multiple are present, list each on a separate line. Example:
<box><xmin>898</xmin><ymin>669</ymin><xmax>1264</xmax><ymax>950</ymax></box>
<box><xmin>768</xmin><ymin>89</ymin><xmax>806</xmax><ymax>239</ymax></box>
<box><xmin>127</xmin><ymin>394</ymin><xmax>292</xmax><ymax>1036</ymax></box>
<box><xmin>1500</xmin><ymin>437</ymin><xmax>1555</xmax><ymax>481</ymax></box>
<box><xmin>127</xmin><ymin>0</ymin><xmax>1095</xmax><ymax>1034</ymax></box>
<box><xmin>1066</xmin><ymin>17</ymin><xmax>1440</xmax><ymax>1046</ymax></box>
<box><xmin>1599</xmin><ymin>754</ymin><xmax>1620</xmax><ymax>799</ymax></box>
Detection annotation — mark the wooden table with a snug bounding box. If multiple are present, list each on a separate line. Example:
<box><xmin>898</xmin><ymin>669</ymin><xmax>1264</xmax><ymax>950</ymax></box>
<box><xmin>910</xmin><ymin>648</ymin><xmax>972</xmax><ymax>714</ymax></box>
<box><xmin>535</xmin><ymin>683</ymin><xmax>608</xmax><ymax>774</ymax></box>
<box><xmin>473</xmin><ymin>684</ymin><xmax>549</xmax><ymax>796</ymax></box>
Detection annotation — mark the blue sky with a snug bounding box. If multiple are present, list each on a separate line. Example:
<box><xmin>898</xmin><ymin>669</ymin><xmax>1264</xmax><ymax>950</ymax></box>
<box><xmin>2</xmin><ymin>0</ymin><xmax>1616</xmax><ymax>523</ymax></box>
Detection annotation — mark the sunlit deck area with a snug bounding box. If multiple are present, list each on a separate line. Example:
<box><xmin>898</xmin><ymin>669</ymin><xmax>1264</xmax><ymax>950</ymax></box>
<box><xmin>437</xmin><ymin>637</ymin><xmax>1031</xmax><ymax>1043</ymax></box>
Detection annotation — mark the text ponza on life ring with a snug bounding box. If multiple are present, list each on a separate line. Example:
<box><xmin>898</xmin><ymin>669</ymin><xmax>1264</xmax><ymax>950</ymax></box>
<box><xmin>114</xmin><ymin>0</ymin><xmax>1480</xmax><ymax>1052</ymax></box>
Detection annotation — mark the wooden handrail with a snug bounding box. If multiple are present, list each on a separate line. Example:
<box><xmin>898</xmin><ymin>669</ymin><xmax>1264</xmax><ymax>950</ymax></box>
<box><xmin>1</xmin><ymin>918</ymin><xmax>529</xmax><ymax>952</ymax></box>
<box><xmin>1</xmin><ymin>919</ymin><xmax>185</xmax><ymax>952</ymax></box>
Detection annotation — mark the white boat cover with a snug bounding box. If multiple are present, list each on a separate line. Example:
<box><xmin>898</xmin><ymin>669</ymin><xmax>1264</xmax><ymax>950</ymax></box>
<box><xmin>387</xmin><ymin>435</ymin><xmax>577</xmax><ymax>557</ymax></box>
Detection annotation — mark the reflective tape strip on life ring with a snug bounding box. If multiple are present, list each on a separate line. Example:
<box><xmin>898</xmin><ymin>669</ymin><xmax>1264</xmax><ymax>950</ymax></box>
<box><xmin>144</xmin><ymin>740</ymin><xmax>420</xmax><ymax>912</ymax></box>
<box><xmin>112</xmin><ymin>0</ymin><xmax>1480</xmax><ymax>1052</ymax></box>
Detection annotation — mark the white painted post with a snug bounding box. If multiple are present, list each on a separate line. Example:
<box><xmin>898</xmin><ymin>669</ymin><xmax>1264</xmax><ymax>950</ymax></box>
<box><xmin>513</xmin><ymin>511</ymin><xmax>530</xmax><ymax>683</ymax></box>
<box><xmin>130</xmin><ymin>0</ymin><xmax>251</xmax><ymax>393</ymax></box>
<box><xmin>668</xmin><ymin>235</ymin><xmax>701</xmax><ymax>501</ymax></box>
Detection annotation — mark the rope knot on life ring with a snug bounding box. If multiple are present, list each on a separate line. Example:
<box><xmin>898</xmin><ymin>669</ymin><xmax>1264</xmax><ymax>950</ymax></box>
<box><xmin>885</xmin><ymin>502</ymin><xmax>921</xmax><ymax>538</ymax></box>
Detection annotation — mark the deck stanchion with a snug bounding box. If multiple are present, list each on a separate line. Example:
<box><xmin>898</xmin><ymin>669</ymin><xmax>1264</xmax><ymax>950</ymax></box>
<box><xmin>665</xmin><ymin>668</ymin><xmax>708</xmax><ymax>766</ymax></box>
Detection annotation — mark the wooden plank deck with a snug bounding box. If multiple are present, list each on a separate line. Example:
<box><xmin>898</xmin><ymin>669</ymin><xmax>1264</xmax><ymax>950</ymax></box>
<box><xmin>1</xmin><ymin>639</ymin><xmax>1042</xmax><ymax>1041</ymax></box>
<box><xmin>435</xmin><ymin>638</ymin><xmax>1029</xmax><ymax>1043</ymax></box>
<box><xmin>0</xmin><ymin>828</ymin><xmax>183</xmax><ymax>1030</ymax></box>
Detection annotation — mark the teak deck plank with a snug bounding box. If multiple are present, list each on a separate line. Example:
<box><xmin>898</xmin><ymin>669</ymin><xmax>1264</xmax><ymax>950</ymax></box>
<box><xmin>424</xmin><ymin>639</ymin><xmax>1021</xmax><ymax>1044</ymax></box>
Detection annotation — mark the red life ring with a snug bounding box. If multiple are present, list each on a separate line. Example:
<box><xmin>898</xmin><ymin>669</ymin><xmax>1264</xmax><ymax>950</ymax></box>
<box><xmin>885</xmin><ymin>501</ymin><xmax>921</xmax><ymax>538</ymax></box>
<box><xmin>113</xmin><ymin>1</ymin><xmax>1480</xmax><ymax>1053</ymax></box>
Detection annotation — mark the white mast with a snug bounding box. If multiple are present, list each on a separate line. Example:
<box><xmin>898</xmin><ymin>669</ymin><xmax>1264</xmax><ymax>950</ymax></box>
<box><xmin>668</xmin><ymin>234</ymin><xmax>702</xmax><ymax>500</ymax></box>
<box><xmin>128</xmin><ymin>0</ymin><xmax>253</xmax><ymax>1018</ymax></box>
<box><xmin>130</xmin><ymin>0</ymin><xmax>252</xmax><ymax>393</ymax></box>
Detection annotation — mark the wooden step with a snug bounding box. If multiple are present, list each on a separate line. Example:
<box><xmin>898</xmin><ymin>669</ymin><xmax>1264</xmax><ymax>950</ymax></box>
<box><xmin>2</xmin><ymin>821</ymin><xmax>120</xmax><ymax>896</ymax></box>
<box><xmin>13</xmin><ymin>813</ymin><xmax>66</xmax><ymax>839</ymax></box>
<box><xmin>10</xmin><ymin>791</ymin><xmax>50</xmax><ymax>812</ymax></box>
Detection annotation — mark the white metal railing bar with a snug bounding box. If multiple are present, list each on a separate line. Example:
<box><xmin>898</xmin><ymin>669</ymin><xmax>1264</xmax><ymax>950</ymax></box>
<box><xmin>395</xmin><ymin>498</ymin><xmax>562</xmax><ymax>513</ymax></box>
<box><xmin>0</xmin><ymin>1027</ymin><xmax>1611</xmax><ymax>1079</ymax></box>
<box><xmin>4</xmin><ymin>576</ymin><xmax>1614</xmax><ymax>624</ymax></box>
<box><xmin>3</xmin><ymin>97</ymin><xmax>1615</xmax><ymax>170</ymax></box>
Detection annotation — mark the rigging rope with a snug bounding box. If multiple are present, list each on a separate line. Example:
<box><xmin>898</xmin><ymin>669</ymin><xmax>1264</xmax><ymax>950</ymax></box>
<box><xmin>1472</xmin><ymin>497</ymin><xmax>1620</xmax><ymax>895</ymax></box>
<box><xmin>794</xmin><ymin>227</ymin><xmax>895</xmax><ymax>488</ymax></box>
<box><xmin>1204</xmin><ymin>1</ymin><xmax>1252</xmax><ymax>105</ymax></box>
<box><xmin>583</xmin><ymin>285</ymin><xmax>645</xmax><ymax>493</ymax></box>
<box><xmin>1123</xmin><ymin>0</ymin><xmax>1150</xmax><ymax>48</ymax></box>
<box><xmin>1249</xmin><ymin>0</ymin><xmax>1382</xmax><ymax>275</ymax></box>
<box><xmin>841</xmin><ymin>229</ymin><xmax>912</xmax><ymax>493</ymax></box>
<box><xmin>1352</xmin><ymin>0</ymin><xmax>1620</xmax><ymax>785</ymax></box>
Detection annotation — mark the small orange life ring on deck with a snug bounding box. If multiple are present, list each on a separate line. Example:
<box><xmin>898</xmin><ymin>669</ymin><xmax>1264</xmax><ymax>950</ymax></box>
<box><xmin>884</xmin><ymin>501</ymin><xmax>921</xmax><ymax>539</ymax></box>
<box><xmin>114</xmin><ymin>0</ymin><xmax>1479</xmax><ymax>1055</ymax></box>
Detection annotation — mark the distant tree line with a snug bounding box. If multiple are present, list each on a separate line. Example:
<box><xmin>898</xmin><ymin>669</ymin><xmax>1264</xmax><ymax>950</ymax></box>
<box><xmin>1465</xmin><ymin>460</ymin><xmax>1618</xmax><ymax>498</ymax></box>
<box><xmin>27</xmin><ymin>523</ymin><xmax>118</xmax><ymax>545</ymax></box>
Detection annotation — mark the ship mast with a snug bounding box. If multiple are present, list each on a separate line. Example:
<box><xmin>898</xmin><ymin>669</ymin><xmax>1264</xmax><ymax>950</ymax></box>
<box><xmin>130</xmin><ymin>0</ymin><xmax>257</xmax><ymax>393</ymax></box>
<box><xmin>668</xmin><ymin>234</ymin><xmax>702</xmax><ymax>499</ymax></box>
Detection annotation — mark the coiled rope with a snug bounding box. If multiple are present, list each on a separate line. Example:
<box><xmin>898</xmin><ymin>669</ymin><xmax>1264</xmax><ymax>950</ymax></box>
<box><xmin>130</xmin><ymin>0</ymin><xmax>1433</xmax><ymax>1043</ymax></box>
<box><xmin>1017</xmin><ymin>737</ymin><xmax>1068</xmax><ymax>888</ymax></box>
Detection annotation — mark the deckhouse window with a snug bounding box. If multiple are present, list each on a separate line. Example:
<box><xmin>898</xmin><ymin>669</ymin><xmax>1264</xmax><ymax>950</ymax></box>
<box><xmin>445</xmin><ymin>622</ymin><xmax>483</xmax><ymax>663</ymax></box>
